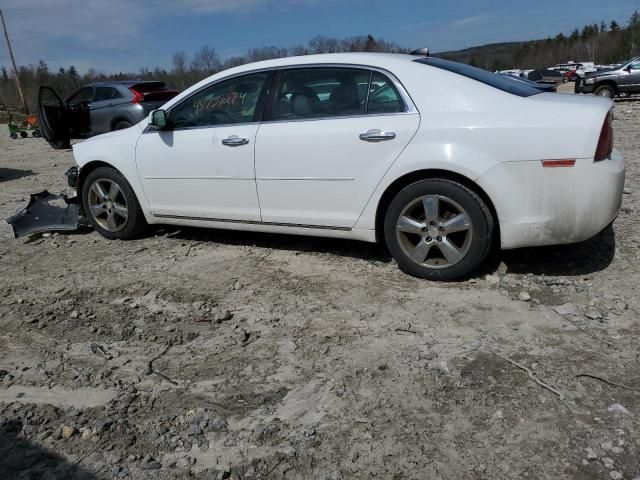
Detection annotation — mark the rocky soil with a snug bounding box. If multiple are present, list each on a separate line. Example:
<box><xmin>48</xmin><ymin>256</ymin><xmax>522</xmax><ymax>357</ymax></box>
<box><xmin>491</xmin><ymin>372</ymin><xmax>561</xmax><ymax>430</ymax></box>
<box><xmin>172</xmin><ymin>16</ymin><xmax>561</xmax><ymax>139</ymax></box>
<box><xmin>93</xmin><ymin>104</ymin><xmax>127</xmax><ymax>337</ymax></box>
<box><xmin>0</xmin><ymin>98</ymin><xmax>639</xmax><ymax>480</ymax></box>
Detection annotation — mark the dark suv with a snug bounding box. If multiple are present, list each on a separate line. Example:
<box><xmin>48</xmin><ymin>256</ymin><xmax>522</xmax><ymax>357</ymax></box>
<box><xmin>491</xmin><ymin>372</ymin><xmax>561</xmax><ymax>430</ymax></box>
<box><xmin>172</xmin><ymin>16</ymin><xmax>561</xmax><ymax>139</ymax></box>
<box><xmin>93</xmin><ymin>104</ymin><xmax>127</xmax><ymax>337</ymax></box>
<box><xmin>575</xmin><ymin>56</ymin><xmax>640</xmax><ymax>98</ymax></box>
<box><xmin>38</xmin><ymin>81</ymin><xmax>179</xmax><ymax>149</ymax></box>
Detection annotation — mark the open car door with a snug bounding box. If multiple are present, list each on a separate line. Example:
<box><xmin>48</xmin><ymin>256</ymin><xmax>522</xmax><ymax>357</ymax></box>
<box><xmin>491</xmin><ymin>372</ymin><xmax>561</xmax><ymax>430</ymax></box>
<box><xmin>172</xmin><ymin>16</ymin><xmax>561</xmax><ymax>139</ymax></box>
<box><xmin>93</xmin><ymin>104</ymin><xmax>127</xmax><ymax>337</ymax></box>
<box><xmin>38</xmin><ymin>86</ymin><xmax>71</xmax><ymax>150</ymax></box>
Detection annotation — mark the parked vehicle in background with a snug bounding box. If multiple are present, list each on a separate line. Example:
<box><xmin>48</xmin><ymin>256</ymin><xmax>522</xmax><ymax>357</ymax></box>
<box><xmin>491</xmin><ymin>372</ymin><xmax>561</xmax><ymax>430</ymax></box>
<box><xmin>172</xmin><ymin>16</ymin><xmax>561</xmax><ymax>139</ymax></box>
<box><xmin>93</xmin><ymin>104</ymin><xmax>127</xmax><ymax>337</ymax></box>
<box><xmin>38</xmin><ymin>81</ymin><xmax>179</xmax><ymax>149</ymax></box>
<box><xmin>32</xmin><ymin>52</ymin><xmax>624</xmax><ymax>281</ymax></box>
<box><xmin>526</xmin><ymin>69</ymin><xmax>566</xmax><ymax>84</ymax></box>
<box><xmin>500</xmin><ymin>74</ymin><xmax>557</xmax><ymax>92</ymax></box>
<box><xmin>575</xmin><ymin>56</ymin><xmax>640</xmax><ymax>98</ymax></box>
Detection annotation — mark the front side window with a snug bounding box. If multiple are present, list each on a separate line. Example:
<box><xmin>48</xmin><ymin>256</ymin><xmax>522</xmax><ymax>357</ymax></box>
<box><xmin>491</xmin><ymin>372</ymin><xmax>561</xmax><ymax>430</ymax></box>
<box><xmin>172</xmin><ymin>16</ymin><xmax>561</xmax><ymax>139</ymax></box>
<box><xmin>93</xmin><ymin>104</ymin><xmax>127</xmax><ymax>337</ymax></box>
<box><xmin>275</xmin><ymin>68</ymin><xmax>370</xmax><ymax>120</ymax></box>
<box><xmin>628</xmin><ymin>61</ymin><xmax>640</xmax><ymax>71</ymax></box>
<box><xmin>170</xmin><ymin>72</ymin><xmax>269</xmax><ymax>129</ymax></box>
<box><xmin>67</xmin><ymin>87</ymin><xmax>93</xmax><ymax>105</ymax></box>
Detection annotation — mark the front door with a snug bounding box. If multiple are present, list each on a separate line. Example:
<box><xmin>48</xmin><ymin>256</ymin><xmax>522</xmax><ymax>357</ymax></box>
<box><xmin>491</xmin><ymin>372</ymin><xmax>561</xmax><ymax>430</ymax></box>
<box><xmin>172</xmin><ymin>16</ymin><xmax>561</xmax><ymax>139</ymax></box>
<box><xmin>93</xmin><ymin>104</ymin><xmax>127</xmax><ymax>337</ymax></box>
<box><xmin>38</xmin><ymin>86</ymin><xmax>69</xmax><ymax>147</ymax></box>
<box><xmin>619</xmin><ymin>60</ymin><xmax>640</xmax><ymax>93</ymax></box>
<box><xmin>255</xmin><ymin>67</ymin><xmax>420</xmax><ymax>228</ymax></box>
<box><xmin>136</xmin><ymin>71</ymin><xmax>273</xmax><ymax>222</ymax></box>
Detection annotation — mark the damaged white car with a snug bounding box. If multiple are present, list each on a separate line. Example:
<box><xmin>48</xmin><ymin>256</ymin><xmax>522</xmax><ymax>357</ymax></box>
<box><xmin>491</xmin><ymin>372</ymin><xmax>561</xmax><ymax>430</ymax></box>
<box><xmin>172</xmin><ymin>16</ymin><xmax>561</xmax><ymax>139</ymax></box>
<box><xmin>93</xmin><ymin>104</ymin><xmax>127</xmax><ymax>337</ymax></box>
<box><xmin>9</xmin><ymin>51</ymin><xmax>625</xmax><ymax>281</ymax></box>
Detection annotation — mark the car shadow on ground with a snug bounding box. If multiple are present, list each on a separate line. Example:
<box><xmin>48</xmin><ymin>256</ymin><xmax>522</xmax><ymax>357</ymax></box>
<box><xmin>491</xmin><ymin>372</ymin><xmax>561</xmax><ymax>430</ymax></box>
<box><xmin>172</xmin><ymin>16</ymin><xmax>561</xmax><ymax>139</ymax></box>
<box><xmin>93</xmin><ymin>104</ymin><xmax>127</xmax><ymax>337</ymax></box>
<box><xmin>0</xmin><ymin>420</ymin><xmax>97</xmax><ymax>480</ymax></box>
<box><xmin>157</xmin><ymin>224</ymin><xmax>616</xmax><ymax>277</ymax></box>
<box><xmin>158</xmin><ymin>226</ymin><xmax>394</xmax><ymax>264</ymax></box>
<box><xmin>487</xmin><ymin>225</ymin><xmax>616</xmax><ymax>277</ymax></box>
<box><xmin>0</xmin><ymin>168</ymin><xmax>34</xmax><ymax>183</ymax></box>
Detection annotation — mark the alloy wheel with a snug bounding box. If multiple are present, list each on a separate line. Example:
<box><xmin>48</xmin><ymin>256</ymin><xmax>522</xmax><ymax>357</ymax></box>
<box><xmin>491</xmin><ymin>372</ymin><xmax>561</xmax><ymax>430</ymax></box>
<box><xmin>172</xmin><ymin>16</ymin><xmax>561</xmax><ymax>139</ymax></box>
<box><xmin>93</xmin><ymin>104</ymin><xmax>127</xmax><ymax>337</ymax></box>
<box><xmin>395</xmin><ymin>195</ymin><xmax>473</xmax><ymax>269</ymax></box>
<box><xmin>87</xmin><ymin>178</ymin><xmax>129</xmax><ymax>232</ymax></box>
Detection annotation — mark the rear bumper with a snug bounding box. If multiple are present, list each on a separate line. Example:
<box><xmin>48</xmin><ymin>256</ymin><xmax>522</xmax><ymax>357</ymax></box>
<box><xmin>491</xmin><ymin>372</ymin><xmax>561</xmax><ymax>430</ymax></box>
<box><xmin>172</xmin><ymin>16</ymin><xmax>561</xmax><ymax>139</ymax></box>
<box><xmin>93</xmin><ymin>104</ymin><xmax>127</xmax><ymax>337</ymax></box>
<box><xmin>477</xmin><ymin>149</ymin><xmax>625</xmax><ymax>250</ymax></box>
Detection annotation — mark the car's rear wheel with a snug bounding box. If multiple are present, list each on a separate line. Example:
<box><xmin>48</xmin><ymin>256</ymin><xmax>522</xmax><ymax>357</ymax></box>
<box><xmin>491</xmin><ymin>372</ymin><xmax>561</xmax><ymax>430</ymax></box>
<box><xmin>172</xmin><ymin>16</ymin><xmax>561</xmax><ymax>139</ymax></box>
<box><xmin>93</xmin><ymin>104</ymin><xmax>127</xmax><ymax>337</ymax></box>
<box><xmin>82</xmin><ymin>166</ymin><xmax>147</xmax><ymax>240</ymax></box>
<box><xmin>594</xmin><ymin>85</ymin><xmax>616</xmax><ymax>98</ymax></box>
<box><xmin>114</xmin><ymin>121</ymin><xmax>133</xmax><ymax>130</ymax></box>
<box><xmin>384</xmin><ymin>178</ymin><xmax>494</xmax><ymax>281</ymax></box>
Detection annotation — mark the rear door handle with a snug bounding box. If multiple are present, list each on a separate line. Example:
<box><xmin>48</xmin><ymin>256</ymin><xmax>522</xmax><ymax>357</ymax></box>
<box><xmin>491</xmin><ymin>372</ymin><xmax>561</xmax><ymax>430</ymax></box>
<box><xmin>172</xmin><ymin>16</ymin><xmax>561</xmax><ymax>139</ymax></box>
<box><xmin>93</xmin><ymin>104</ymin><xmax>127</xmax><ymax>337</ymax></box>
<box><xmin>221</xmin><ymin>135</ymin><xmax>249</xmax><ymax>147</ymax></box>
<box><xmin>359</xmin><ymin>129</ymin><xmax>396</xmax><ymax>142</ymax></box>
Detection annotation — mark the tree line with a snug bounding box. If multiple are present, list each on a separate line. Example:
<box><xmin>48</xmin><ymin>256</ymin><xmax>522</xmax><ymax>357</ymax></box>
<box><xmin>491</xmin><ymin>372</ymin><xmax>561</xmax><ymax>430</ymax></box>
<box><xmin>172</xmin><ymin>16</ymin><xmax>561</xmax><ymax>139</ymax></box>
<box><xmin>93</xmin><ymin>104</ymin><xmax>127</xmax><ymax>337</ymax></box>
<box><xmin>0</xmin><ymin>12</ymin><xmax>639</xmax><ymax>114</ymax></box>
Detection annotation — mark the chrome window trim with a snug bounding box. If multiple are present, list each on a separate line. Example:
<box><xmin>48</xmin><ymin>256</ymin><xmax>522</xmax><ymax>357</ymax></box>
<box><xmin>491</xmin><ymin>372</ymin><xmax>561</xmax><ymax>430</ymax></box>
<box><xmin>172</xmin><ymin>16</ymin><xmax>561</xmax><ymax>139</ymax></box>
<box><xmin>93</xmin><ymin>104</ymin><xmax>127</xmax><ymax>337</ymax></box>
<box><xmin>143</xmin><ymin>61</ymin><xmax>419</xmax><ymax>134</ymax></box>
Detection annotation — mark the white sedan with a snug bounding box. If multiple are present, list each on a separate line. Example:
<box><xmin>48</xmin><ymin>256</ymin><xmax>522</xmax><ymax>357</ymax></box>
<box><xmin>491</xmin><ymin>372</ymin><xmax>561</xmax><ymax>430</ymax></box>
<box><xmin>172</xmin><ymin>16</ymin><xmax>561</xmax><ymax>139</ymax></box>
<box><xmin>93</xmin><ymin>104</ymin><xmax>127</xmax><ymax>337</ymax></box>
<box><xmin>38</xmin><ymin>52</ymin><xmax>625</xmax><ymax>281</ymax></box>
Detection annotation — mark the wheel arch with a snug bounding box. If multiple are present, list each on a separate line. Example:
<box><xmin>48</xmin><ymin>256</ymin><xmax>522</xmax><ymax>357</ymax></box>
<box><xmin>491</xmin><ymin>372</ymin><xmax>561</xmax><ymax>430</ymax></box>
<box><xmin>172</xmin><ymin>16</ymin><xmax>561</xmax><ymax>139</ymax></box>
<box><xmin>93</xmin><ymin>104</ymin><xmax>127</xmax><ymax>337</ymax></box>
<box><xmin>594</xmin><ymin>80</ymin><xmax>619</xmax><ymax>95</ymax></box>
<box><xmin>374</xmin><ymin>169</ymin><xmax>500</xmax><ymax>248</ymax></box>
<box><xmin>109</xmin><ymin>116</ymin><xmax>134</xmax><ymax>131</ymax></box>
<box><xmin>77</xmin><ymin>160</ymin><xmax>121</xmax><ymax>194</ymax></box>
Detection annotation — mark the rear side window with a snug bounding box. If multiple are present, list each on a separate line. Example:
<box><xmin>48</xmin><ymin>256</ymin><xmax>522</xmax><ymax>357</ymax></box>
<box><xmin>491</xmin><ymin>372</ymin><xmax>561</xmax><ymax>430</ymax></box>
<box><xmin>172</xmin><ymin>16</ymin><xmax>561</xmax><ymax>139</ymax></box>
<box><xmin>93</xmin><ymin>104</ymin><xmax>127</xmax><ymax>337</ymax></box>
<box><xmin>273</xmin><ymin>68</ymin><xmax>406</xmax><ymax>121</ymax></box>
<box><xmin>275</xmin><ymin>68</ymin><xmax>370</xmax><ymax>120</ymax></box>
<box><xmin>367</xmin><ymin>73</ymin><xmax>404</xmax><ymax>114</ymax></box>
<box><xmin>94</xmin><ymin>87</ymin><xmax>121</xmax><ymax>102</ymax></box>
<box><xmin>415</xmin><ymin>58</ymin><xmax>542</xmax><ymax>97</ymax></box>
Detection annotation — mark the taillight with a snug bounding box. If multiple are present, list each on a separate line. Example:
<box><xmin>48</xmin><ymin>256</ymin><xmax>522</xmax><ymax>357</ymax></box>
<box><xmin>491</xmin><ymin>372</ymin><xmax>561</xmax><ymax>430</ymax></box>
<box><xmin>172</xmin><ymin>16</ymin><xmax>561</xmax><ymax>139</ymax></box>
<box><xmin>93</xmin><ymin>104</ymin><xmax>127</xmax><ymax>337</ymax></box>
<box><xmin>594</xmin><ymin>112</ymin><xmax>613</xmax><ymax>161</ymax></box>
<box><xmin>129</xmin><ymin>88</ymin><xmax>144</xmax><ymax>104</ymax></box>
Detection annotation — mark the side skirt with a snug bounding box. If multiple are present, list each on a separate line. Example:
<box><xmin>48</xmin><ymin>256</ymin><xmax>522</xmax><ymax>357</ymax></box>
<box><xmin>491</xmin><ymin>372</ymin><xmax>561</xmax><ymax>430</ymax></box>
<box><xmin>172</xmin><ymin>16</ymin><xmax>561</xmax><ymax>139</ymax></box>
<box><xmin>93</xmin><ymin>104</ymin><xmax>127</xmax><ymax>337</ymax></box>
<box><xmin>150</xmin><ymin>214</ymin><xmax>377</xmax><ymax>243</ymax></box>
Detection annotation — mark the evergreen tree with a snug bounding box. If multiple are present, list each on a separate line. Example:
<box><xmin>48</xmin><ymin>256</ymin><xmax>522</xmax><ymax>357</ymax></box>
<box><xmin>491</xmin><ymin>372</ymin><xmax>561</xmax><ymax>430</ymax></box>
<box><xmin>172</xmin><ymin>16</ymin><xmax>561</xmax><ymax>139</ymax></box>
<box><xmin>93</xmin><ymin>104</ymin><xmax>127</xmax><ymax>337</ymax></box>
<box><xmin>610</xmin><ymin>20</ymin><xmax>620</xmax><ymax>32</ymax></box>
<box><xmin>364</xmin><ymin>35</ymin><xmax>378</xmax><ymax>52</ymax></box>
<box><xmin>1</xmin><ymin>66</ymin><xmax>8</xmax><ymax>82</ymax></box>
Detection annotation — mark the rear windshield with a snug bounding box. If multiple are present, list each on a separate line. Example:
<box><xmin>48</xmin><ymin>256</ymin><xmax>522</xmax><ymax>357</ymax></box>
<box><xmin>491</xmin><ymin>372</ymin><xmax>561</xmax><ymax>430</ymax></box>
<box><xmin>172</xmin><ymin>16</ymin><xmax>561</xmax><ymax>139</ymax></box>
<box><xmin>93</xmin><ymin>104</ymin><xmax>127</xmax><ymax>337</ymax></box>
<box><xmin>415</xmin><ymin>58</ymin><xmax>542</xmax><ymax>97</ymax></box>
<box><xmin>131</xmin><ymin>82</ymin><xmax>166</xmax><ymax>92</ymax></box>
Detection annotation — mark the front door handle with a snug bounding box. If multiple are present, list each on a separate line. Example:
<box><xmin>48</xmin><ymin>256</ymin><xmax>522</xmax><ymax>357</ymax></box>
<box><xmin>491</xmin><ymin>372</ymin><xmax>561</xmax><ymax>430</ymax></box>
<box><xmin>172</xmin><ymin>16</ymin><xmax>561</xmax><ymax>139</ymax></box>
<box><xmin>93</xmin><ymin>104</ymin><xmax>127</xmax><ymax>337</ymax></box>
<box><xmin>221</xmin><ymin>135</ymin><xmax>249</xmax><ymax>147</ymax></box>
<box><xmin>359</xmin><ymin>129</ymin><xmax>396</xmax><ymax>142</ymax></box>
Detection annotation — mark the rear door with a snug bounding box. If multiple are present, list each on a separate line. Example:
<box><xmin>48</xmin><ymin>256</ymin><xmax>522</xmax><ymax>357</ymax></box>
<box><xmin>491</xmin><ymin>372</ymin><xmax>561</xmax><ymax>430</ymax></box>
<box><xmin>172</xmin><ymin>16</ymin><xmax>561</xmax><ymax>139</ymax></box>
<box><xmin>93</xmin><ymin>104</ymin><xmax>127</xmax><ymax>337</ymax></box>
<box><xmin>38</xmin><ymin>86</ymin><xmax>70</xmax><ymax>147</ymax></box>
<box><xmin>91</xmin><ymin>86</ymin><xmax>121</xmax><ymax>134</ymax></box>
<box><xmin>254</xmin><ymin>67</ymin><xmax>420</xmax><ymax>228</ymax></box>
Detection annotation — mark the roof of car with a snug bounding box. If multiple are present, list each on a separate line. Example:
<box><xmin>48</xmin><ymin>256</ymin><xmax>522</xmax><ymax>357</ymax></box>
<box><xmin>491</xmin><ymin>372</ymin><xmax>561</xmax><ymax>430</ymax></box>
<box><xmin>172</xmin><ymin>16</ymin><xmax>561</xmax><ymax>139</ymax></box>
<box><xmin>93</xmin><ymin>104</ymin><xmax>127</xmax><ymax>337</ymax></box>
<box><xmin>91</xmin><ymin>80</ymin><xmax>162</xmax><ymax>87</ymax></box>
<box><xmin>224</xmin><ymin>52</ymin><xmax>418</xmax><ymax>75</ymax></box>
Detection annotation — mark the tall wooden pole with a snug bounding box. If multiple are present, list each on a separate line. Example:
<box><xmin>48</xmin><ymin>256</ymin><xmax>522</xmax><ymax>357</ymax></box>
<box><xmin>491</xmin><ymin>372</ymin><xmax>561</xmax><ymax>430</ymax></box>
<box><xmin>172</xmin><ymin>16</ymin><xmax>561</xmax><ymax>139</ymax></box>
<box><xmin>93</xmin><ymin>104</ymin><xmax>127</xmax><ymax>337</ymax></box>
<box><xmin>0</xmin><ymin>9</ymin><xmax>29</xmax><ymax>114</ymax></box>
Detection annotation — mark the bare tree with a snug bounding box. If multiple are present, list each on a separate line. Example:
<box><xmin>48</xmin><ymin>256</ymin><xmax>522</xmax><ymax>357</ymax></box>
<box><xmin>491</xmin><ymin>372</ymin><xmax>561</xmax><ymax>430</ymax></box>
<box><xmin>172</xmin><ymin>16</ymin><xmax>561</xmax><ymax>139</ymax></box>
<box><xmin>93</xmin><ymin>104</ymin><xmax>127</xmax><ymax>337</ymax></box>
<box><xmin>190</xmin><ymin>46</ymin><xmax>220</xmax><ymax>74</ymax></box>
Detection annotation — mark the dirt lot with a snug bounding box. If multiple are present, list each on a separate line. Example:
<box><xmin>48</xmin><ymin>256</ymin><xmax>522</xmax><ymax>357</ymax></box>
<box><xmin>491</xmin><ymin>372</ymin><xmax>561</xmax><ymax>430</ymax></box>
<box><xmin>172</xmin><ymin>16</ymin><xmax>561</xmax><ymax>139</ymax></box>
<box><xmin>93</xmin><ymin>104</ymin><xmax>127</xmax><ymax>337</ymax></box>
<box><xmin>1</xmin><ymin>98</ymin><xmax>639</xmax><ymax>480</ymax></box>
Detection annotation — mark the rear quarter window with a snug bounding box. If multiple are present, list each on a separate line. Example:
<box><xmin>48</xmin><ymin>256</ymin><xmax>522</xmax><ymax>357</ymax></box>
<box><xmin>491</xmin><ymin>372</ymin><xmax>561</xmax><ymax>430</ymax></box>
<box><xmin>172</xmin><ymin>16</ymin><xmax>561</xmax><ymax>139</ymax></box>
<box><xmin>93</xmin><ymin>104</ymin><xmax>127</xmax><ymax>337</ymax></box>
<box><xmin>415</xmin><ymin>58</ymin><xmax>542</xmax><ymax>97</ymax></box>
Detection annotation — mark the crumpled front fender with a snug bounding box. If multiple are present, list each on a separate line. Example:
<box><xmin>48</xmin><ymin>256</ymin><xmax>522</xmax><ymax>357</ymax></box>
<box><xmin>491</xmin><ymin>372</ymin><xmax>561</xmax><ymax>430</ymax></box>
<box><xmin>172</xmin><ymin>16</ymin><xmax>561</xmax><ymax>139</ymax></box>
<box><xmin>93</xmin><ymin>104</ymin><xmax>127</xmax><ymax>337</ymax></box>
<box><xmin>5</xmin><ymin>191</ymin><xmax>79</xmax><ymax>239</ymax></box>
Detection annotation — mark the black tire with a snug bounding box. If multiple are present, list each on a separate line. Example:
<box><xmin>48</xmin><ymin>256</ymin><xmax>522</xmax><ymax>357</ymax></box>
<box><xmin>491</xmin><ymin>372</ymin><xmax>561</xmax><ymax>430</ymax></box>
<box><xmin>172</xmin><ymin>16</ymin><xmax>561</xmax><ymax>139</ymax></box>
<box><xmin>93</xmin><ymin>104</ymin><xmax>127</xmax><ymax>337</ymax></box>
<box><xmin>384</xmin><ymin>178</ymin><xmax>494</xmax><ymax>281</ymax></box>
<box><xmin>594</xmin><ymin>84</ymin><xmax>616</xmax><ymax>98</ymax></box>
<box><xmin>113</xmin><ymin>121</ymin><xmax>133</xmax><ymax>130</ymax></box>
<box><xmin>10</xmin><ymin>133</ymin><xmax>18</xmax><ymax>139</ymax></box>
<box><xmin>20</xmin><ymin>131</ymin><xmax>28</xmax><ymax>138</ymax></box>
<box><xmin>81</xmin><ymin>166</ymin><xmax>147</xmax><ymax>240</ymax></box>
<box><xmin>32</xmin><ymin>130</ymin><xmax>41</xmax><ymax>138</ymax></box>
<box><xmin>48</xmin><ymin>139</ymin><xmax>71</xmax><ymax>150</ymax></box>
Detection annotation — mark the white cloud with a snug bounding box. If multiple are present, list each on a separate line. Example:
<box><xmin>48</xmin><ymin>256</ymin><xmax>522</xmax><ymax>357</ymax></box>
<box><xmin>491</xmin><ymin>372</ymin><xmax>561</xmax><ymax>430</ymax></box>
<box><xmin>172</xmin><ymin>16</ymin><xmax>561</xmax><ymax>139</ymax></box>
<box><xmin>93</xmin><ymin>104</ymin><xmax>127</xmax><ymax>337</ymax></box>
<box><xmin>0</xmin><ymin>0</ymin><xmax>336</xmax><ymax>69</ymax></box>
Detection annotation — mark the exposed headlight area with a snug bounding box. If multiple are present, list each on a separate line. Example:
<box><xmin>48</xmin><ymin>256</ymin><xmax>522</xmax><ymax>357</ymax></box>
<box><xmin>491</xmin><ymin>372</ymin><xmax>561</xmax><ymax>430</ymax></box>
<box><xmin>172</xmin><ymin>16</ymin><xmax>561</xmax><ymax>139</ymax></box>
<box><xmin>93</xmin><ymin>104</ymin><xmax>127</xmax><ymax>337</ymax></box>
<box><xmin>584</xmin><ymin>78</ymin><xmax>596</xmax><ymax>85</ymax></box>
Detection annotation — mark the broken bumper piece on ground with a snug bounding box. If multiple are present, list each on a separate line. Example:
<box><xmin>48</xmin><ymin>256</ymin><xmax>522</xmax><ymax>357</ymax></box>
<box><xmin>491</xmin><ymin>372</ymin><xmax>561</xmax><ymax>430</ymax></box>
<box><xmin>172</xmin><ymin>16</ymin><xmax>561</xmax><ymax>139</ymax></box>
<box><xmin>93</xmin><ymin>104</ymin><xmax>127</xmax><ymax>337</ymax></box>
<box><xmin>5</xmin><ymin>190</ymin><xmax>79</xmax><ymax>239</ymax></box>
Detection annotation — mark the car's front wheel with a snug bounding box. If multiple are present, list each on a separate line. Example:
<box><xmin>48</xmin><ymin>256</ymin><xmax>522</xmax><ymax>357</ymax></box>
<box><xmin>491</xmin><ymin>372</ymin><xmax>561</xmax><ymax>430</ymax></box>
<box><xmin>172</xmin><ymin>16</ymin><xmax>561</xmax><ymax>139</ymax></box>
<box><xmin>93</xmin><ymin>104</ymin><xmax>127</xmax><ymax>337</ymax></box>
<box><xmin>81</xmin><ymin>166</ymin><xmax>147</xmax><ymax>240</ymax></box>
<box><xmin>384</xmin><ymin>178</ymin><xmax>494</xmax><ymax>281</ymax></box>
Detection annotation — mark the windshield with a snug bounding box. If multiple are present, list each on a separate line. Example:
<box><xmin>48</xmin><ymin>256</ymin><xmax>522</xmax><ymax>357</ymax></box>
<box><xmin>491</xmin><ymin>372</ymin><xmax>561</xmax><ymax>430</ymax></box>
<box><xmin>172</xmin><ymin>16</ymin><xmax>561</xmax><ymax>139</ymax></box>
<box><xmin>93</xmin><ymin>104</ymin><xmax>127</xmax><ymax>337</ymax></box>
<box><xmin>415</xmin><ymin>57</ymin><xmax>542</xmax><ymax>97</ymax></box>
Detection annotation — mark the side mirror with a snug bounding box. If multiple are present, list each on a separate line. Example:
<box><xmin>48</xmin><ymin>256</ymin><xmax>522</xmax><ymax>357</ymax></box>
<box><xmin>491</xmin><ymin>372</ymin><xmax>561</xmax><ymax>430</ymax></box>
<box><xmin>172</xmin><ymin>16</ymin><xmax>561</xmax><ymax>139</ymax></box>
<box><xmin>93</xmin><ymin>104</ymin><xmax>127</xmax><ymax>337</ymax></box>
<box><xmin>149</xmin><ymin>109</ymin><xmax>170</xmax><ymax>130</ymax></box>
<box><xmin>624</xmin><ymin>65</ymin><xmax>632</xmax><ymax>73</ymax></box>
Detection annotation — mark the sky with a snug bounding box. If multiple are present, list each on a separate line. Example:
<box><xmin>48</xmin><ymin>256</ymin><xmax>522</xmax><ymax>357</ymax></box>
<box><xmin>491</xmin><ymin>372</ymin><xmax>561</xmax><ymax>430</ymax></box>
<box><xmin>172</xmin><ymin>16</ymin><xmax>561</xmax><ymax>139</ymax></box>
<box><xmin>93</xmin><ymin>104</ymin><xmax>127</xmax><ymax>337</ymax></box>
<box><xmin>0</xmin><ymin>0</ymin><xmax>638</xmax><ymax>74</ymax></box>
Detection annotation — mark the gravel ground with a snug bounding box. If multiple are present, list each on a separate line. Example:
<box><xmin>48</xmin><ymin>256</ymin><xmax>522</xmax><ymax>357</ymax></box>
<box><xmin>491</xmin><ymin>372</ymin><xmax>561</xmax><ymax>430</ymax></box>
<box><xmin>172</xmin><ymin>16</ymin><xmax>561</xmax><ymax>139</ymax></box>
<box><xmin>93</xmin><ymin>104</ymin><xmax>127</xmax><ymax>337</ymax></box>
<box><xmin>0</xmin><ymin>98</ymin><xmax>639</xmax><ymax>480</ymax></box>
